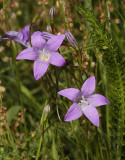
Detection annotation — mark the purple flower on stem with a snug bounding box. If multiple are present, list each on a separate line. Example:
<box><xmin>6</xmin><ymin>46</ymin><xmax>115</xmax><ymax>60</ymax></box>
<box><xmin>65</xmin><ymin>30</ymin><xmax>78</xmax><ymax>48</ymax></box>
<box><xmin>16</xmin><ymin>31</ymin><xmax>66</xmax><ymax>80</ymax></box>
<box><xmin>49</xmin><ymin>6</ymin><xmax>56</xmax><ymax>20</ymax></box>
<box><xmin>58</xmin><ymin>76</ymin><xmax>110</xmax><ymax>127</ymax></box>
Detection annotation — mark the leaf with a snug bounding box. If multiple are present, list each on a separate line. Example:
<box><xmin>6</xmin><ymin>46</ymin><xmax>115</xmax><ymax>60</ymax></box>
<box><xmin>21</xmin><ymin>85</ymin><xmax>41</xmax><ymax>110</ymax></box>
<box><xmin>52</xmin><ymin>137</ymin><xmax>58</xmax><ymax>160</ymax></box>
<box><xmin>6</xmin><ymin>105</ymin><xmax>21</xmax><ymax>125</ymax></box>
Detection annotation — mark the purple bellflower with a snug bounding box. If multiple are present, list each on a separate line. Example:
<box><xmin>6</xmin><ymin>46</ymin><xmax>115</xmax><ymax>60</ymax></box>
<box><xmin>65</xmin><ymin>30</ymin><xmax>78</xmax><ymax>48</ymax></box>
<box><xmin>16</xmin><ymin>31</ymin><xmax>66</xmax><ymax>80</ymax></box>
<box><xmin>58</xmin><ymin>76</ymin><xmax>110</xmax><ymax>127</ymax></box>
<box><xmin>0</xmin><ymin>25</ymin><xmax>31</xmax><ymax>47</ymax></box>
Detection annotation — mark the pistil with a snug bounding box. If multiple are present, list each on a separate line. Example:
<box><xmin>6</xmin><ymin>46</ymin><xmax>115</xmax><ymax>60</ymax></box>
<box><xmin>77</xmin><ymin>96</ymin><xmax>89</xmax><ymax>111</ymax></box>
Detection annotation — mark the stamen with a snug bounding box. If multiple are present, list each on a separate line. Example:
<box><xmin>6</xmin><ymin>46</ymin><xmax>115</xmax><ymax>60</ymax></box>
<box><xmin>76</xmin><ymin>96</ymin><xmax>89</xmax><ymax>111</ymax></box>
<box><xmin>38</xmin><ymin>48</ymin><xmax>51</xmax><ymax>62</ymax></box>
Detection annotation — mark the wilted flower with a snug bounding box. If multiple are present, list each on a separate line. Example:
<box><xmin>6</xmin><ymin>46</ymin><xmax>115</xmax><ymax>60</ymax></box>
<box><xmin>0</xmin><ymin>25</ymin><xmax>37</xmax><ymax>47</ymax></box>
<box><xmin>49</xmin><ymin>6</ymin><xmax>56</xmax><ymax>20</ymax></box>
<box><xmin>16</xmin><ymin>31</ymin><xmax>66</xmax><ymax>80</ymax></box>
<box><xmin>65</xmin><ymin>30</ymin><xmax>78</xmax><ymax>48</ymax></box>
<box><xmin>58</xmin><ymin>76</ymin><xmax>110</xmax><ymax>127</ymax></box>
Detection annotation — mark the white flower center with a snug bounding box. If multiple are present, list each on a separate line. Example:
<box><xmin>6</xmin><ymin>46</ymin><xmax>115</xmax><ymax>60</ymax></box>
<box><xmin>38</xmin><ymin>48</ymin><xmax>51</xmax><ymax>62</ymax></box>
<box><xmin>77</xmin><ymin>96</ymin><xmax>89</xmax><ymax>111</ymax></box>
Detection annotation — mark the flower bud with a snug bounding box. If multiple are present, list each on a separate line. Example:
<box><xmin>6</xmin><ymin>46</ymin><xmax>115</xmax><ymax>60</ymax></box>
<box><xmin>65</xmin><ymin>30</ymin><xmax>78</xmax><ymax>48</ymax></box>
<box><xmin>46</xmin><ymin>25</ymin><xmax>52</xmax><ymax>33</ymax></box>
<box><xmin>44</xmin><ymin>104</ymin><xmax>50</xmax><ymax>117</ymax></box>
<box><xmin>49</xmin><ymin>6</ymin><xmax>56</xmax><ymax>20</ymax></box>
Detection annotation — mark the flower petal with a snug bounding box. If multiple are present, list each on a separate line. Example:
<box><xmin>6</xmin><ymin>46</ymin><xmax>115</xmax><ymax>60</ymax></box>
<box><xmin>58</xmin><ymin>88</ymin><xmax>80</xmax><ymax>102</ymax></box>
<box><xmin>64</xmin><ymin>103</ymin><xmax>83</xmax><ymax>121</ymax></box>
<box><xmin>19</xmin><ymin>25</ymin><xmax>38</xmax><ymax>42</ymax></box>
<box><xmin>19</xmin><ymin>28</ymin><xmax>29</xmax><ymax>42</ymax></box>
<box><xmin>0</xmin><ymin>38</ymin><xmax>8</xmax><ymax>42</ymax></box>
<box><xmin>83</xmin><ymin>105</ymin><xmax>99</xmax><ymax>127</ymax></box>
<box><xmin>33</xmin><ymin>61</ymin><xmax>49</xmax><ymax>80</ymax></box>
<box><xmin>5</xmin><ymin>31</ymin><xmax>22</xmax><ymax>38</ymax></box>
<box><xmin>31</xmin><ymin>31</ymin><xmax>46</xmax><ymax>49</ymax></box>
<box><xmin>87</xmin><ymin>94</ymin><xmax>110</xmax><ymax>107</ymax></box>
<box><xmin>5</xmin><ymin>31</ymin><xmax>23</xmax><ymax>41</ymax></box>
<box><xmin>16</xmin><ymin>48</ymin><xmax>37</xmax><ymax>60</ymax></box>
<box><xmin>49</xmin><ymin>52</ymin><xmax>66</xmax><ymax>66</ymax></box>
<box><xmin>47</xmin><ymin>34</ymin><xmax>65</xmax><ymax>52</ymax></box>
<box><xmin>24</xmin><ymin>24</ymin><xmax>38</xmax><ymax>30</ymax></box>
<box><xmin>81</xmin><ymin>76</ymin><xmax>95</xmax><ymax>97</ymax></box>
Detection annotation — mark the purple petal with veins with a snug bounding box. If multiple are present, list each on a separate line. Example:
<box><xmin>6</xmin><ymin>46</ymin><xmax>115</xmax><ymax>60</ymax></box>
<box><xmin>49</xmin><ymin>52</ymin><xmax>66</xmax><ymax>67</ymax></box>
<box><xmin>64</xmin><ymin>103</ymin><xmax>83</xmax><ymax>121</ymax></box>
<box><xmin>33</xmin><ymin>61</ymin><xmax>49</xmax><ymax>80</ymax></box>
<box><xmin>83</xmin><ymin>105</ymin><xmax>99</xmax><ymax>127</ymax></box>
<box><xmin>16</xmin><ymin>48</ymin><xmax>37</xmax><ymax>60</ymax></box>
<box><xmin>58</xmin><ymin>88</ymin><xmax>80</xmax><ymax>102</ymax></box>
<box><xmin>81</xmin><ymin>76</ymin><xmax>95</xmax><ymax>97</ymax></box>
<box><xmin>87</xmin><ymin>94</ymin><xmax>110</xmax><ymax>107</ymax></box>
<box><xmin>47</xmin><ymin>34</ymin><xmax>65</xmax><ymax>52</ymax></box>
<box><xmin>31</xmin><ymin>31</ymin><xmax>46</xmax><ymax>49</ymax></box>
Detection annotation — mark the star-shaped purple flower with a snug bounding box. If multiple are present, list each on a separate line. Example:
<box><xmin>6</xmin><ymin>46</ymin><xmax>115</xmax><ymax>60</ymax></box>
<box><xmin>16</xmin><ymin>31</ymin><xmax>66</xmax><ymax>80</ymax></box>
<box><xmin>58</xmin><ymin>76</ymin><xmax>110</xmax><ymax>127</ymax></box>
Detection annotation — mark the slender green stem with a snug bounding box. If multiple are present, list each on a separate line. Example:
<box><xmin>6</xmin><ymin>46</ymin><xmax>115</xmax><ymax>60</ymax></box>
<box><xmin>104</xmin><ymin>0</ymin><xmax>111</xmax><ymax>31</ymax></box>
<box><xmin>70</xmin><ymin>0</ymin><xmax>84</xmax><ymax>30</ymax></box>
<box><xmin>35</xmin><ymin>125</ymin><xmax>44</xmax><ymax>160</ymax></box>
<box><xmin>57</xmin><ymin>128</ymin><xmax>64</xmax><ymax>159</ymax></box>
<box><xmin>36</xmin><ymin>101</ymin><xmax>49</xmax><ymax>160</ymax></box>
<box><xmin>54</xmin><ymin>67</ymin><xmax>62</xmax><ymax>121</ymax></box>
<box><xmin>3</xmin><ymin>0</ymin><xmax>9</xmax><ymax>31</ymax></box>
<box><xmin>57</xmin><ymin>0</ymin><xmax>67</xmax><ymax>29</ymax></box>
<box><xmin>62</xmin><ymin>44</ymin><xmax>96</xmax><ymax>55</ymax></box>
<box><xmin>55</xmin><ymin>125</ymin><xmax>59</xmax><ymax>160</ymax></box>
